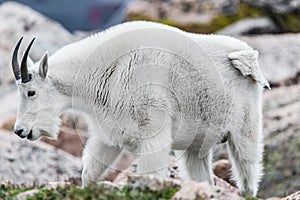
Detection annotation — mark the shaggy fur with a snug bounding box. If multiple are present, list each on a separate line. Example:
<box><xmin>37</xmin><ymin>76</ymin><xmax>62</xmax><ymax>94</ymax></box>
<box><xmin>13</xmin><ymin>21</ymin><xmax>268</xmax><ymax>197</ymax></box>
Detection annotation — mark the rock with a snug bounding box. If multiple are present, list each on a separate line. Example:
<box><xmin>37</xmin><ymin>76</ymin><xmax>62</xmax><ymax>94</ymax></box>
<box><xmin>172</xmin><ymin>179</ymin><xmax>242</xmax><ymax>200</ymax></box>
<box><xmin>127</xmin><ymin>175</ymin><xmax>181</xmax><ymax>191</ymax></box>
<box><xmin>41</xmin><ymin>126</ymin><xmax>88</xmax><ymax>157</ymax></box>
<box><xmin>242</xmin><ymin>0</ymin><xmax>300</xmax><ymax>14</ymax></box>
<box><xmin>97</xmin><ymin>180</ymin><xmax>119</xmax><ymax>188</ymax></box>
<box><xmin>0</xmin><ymin>88</ymin><xmax>18</xmax><ymax>124</ymax></box>
<box><xmin>258</xmin><ymin>84</ymin><xmax>300</xmax><ymax>198</ymax></box>
<box><xmin>214</xmin><ymin>175</ymin><xmax>240</xmax><ymax>195</ymax></box>
<box><xmin>263</xmin><ymin>84</ymin><xmax>300</xmax><ymax>139</ymax></box>
<box><xmin>126</xmin><ymin>0</ymin><xmax>300</xmax><ymax>34</ymax></box>
<box><xmin>15</xmin><ymin>189</ymin><xmax>39</xmax><ymax>200</ymax></box>
<box><xmin>213</xmin><ymin>159</ymin><xmax>235</xmax><ymax>187</ymax></box>
<box><xmin>126</xmin><ymin>0</ymin><xmax>239</xmax><ymax>33</ymax></box>
<box><xmin>240</xmin><ymin>33</ymin><xmax>300</xmax><ymax>85</ymax></box>
<box><xmin>113</xmin><ymin>170</ymin><xmax>133</xmax><ymax>187</ymax></box>
<box><xmin>60</xmin><ymin>112</ymin><xmax>88</xmax><ymax>131</ymax></box>
<box><xmin>103</xmin><ymin>152</ymin><xmax>135</xmax><ymax>181</ymax></box>
<box><xmin>0</xmin><ymin>1</ymin><xmax>78</xmax><ymax>85</ymax></box>
<box><xmin>42</xmin><ymin>181</ymin><xmax>72</xmax><ymax>189</ymax></box>
<box><xmin>0</xmin><ymin>130</ymin><xmax>82</xmax><ymax>185</ymax></box>
<box><xmin>218</xmin><ymin>17</ymin><xmax>279</xmax><ymax>36</ymax></box>
<box><xmin>126</xmin><ymin>1</ymin><xmax>161</xmax><ymax>21</ymax></box>
<box><xmin>112</xmin><ymin>155</ymin><xmax>242</xmax><ymax>199</ymax></box>
<box><xmin>127</xmin><ymin>0</ymin><xmax>238</xmax><ymax>23</ymax></box>
<box><xmin>280</xmin><ymin>191</ymin><xmax>300</xmax><ymax>200</ymax></box>
<box><xmin>172</xmin><ymin>181</ymin><xmax>208</xmax><ymax>200</ymax></box>
<box><xmin>242</xmin><ymin>0</ymin><xmax>300</xmax><ymax>32</ymax></box>
<box><xmin>0</xmin><ymin>116</ymin><xmax>15</xmax><ymax>131</ymax></box>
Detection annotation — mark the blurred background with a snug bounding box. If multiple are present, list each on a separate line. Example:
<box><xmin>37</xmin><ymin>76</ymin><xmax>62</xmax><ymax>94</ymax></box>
<box><xmin>0</xmin><ymin>0</ymin><xmax>299</xmax><ymax>199</ymax></box>
<box><xmin>0</xmin><ymin>0</ymin><xmax>134</xmax><ymax>31</ymax></box>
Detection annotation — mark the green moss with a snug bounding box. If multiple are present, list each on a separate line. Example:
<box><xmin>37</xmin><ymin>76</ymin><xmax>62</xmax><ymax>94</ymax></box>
<box><xmin>245</xmin><ymin>197</ymin><xmax>259</xmax><ymax>200</ymax></box>
<box><xmin>0</xmin><ymin>183</ymin><xmax>180</xmax><ymax>200</ymax></box>
<box><xmin>126</xmin><ymin>12</ymin><xmax>152</xmax><ymax>22</ymax></box>
<box><xmin>0</xmin><ymin>184</ymin><xmax>33</xmax><ymax>200</ymax></box>
<box><xmin>271</xmin><ymin>12</ymin><xmax>300</xmax><ymax>32</ymax></box>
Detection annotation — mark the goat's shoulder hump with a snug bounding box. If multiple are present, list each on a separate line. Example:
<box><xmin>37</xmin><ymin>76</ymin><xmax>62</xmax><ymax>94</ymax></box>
<box><xmin>189</xmin><ymin>33</ymin><xmax>252</xmax><ymax>52</ymax></box>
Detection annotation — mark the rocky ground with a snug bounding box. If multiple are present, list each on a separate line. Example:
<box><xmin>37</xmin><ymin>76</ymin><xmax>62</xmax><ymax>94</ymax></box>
<box><xmin>260</xmin><ymin>84</ymin><xmax>300</xmax><ymax>198</ymax></box>
<box><xmin>0</xmin><ymin>130</ymin><xmax>82</xmax><ymax>186</ymax></box>
<box><xmin>0</xmin><ymin>1</ymin><xmax>299</xmax><ymax>199</ymax></box>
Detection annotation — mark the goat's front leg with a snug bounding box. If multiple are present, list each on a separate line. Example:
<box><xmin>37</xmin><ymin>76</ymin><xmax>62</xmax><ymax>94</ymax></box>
<box><xmin>81</xmin><ymin>136</ymin><xmax>121</xmax><ymax>187</ymax></box>
<box><xmin>136</xmin><ymin>136</ymin><xmax>171</xmax><ymax>177</ymax></box>
<box><xmin>135</xmin><ymin>111</ymin><xmax>172</xmax><ymax>177</ymax></box>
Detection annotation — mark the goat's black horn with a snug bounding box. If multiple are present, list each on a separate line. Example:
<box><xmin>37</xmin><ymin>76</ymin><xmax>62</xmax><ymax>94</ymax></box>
<box><xmin>12</xmin><ymin>37</ymin><xmax>23</xmax><ymax>80</ymax></box>
<box><xmin>21</xmin><ymin>37</ymin><xmax>35</xmax><ymax>83</ymax></box>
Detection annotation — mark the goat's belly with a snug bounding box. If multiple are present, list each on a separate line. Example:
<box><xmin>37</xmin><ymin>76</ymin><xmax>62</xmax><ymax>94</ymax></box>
<box><xmin>170</xmin><ymin>116</ymin><xmax>225</xmax><ymax>152</ymax></box>
<box><xmin>171</xmin><ymin>136</ymin><xmax>196</xmax><ymax>150</ymax></box>
<box><xmin>171</xmin><ymin>124</ymin><xmax>203</xmax><ymax>150</ymax></box>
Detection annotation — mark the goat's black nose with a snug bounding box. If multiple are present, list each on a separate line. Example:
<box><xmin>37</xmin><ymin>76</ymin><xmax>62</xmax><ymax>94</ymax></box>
<box><xmin>14</xmin><ymin>128</ymin><xmax>24</xmax><ymax>136</ymax></box>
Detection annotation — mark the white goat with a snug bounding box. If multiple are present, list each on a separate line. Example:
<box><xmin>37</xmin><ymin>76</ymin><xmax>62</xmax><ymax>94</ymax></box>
<box><xmin>12</xmin><ymin>21</ymin><xmax>269</xmax><ymax>197</ymax></box>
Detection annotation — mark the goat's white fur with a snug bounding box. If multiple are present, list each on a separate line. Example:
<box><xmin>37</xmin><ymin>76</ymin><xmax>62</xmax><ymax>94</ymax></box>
<box><xmin>14</xmin><ymin>21</ymin><xmax>268</xmax><ymax>197</ymax></box>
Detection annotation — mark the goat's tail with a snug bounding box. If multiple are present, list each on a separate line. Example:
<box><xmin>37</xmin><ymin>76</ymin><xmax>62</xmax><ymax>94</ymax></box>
<box><xmin>228</xmin><ymin>50</ymin><xmax>270</xmax><ymax>89</ymax></box>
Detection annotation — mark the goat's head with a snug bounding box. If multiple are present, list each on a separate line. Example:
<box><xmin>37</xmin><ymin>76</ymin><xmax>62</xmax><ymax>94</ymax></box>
<box><xmin>12</xmin><ymin>37</ymin><xmax>61</xmax><ymax>140</ymax></box>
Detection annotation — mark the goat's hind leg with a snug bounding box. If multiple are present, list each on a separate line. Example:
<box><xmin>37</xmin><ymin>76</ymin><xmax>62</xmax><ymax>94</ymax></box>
<box><xmin>176</xmin><ymin>149</ymin><xmax>214</xmax><ymax>184</ymax></box>
<box><xmin>227</xmin><ymin>120</ymin><xmax>264</xmax><ymax>197</ymax></box>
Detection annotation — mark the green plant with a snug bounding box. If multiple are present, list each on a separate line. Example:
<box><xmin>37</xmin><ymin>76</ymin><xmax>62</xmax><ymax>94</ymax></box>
<box><xmin>0</xmin><ymin>183</ymin><xmax>180</xmax><ymax>200</ymax></box>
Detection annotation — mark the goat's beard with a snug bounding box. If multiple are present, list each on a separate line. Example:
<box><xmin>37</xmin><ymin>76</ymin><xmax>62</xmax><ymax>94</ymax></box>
<box><xmin>34</xmin><ymin>117</ymin><xmax>61</xmax><ymax>140</ymax></box>
<box><xmin>27</xmin><ymin>130</ymin><xmax>41</xmax><ymax>141</ymax></box>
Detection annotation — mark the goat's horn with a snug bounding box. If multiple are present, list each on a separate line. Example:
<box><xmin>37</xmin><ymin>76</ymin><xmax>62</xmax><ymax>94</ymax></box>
<box><xmin>12</xmin><ymin>37</ymin><xmax>23</xmax><ymax>80</ymax></box>
<box><xmin>21</xmin><ymin>38</ymin><xmax>35</xmax><ymax>83</ymax></box>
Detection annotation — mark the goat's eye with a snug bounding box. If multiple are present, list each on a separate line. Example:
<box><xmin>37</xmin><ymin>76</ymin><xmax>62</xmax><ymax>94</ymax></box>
<box><xmin>27</xmin><ymin>91</ymin><xmax>36</xmax><ymax>97</ymax></box>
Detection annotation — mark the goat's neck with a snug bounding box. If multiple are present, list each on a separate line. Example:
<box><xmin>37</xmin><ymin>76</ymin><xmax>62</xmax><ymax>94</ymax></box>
<box><xmin>52</xmin><ymin>80</ymin><xmax>105</xmax><ymax>123</ymax></box>
<box><xmin>49</xmin><ymin>61</ymin><xmax>111</xmax><ymax>120</ymax></box>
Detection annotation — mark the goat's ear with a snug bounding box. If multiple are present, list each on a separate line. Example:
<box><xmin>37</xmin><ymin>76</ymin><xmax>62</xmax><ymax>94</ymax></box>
<box><xmin>39</xmin><ymin>52</ymin><xmax>48</xmax><ymax>78</ymax></box>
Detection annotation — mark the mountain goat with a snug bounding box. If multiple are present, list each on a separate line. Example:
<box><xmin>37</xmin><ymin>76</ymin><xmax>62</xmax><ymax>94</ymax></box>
<box><xmin>11</xmin><ymin>21</ymin><xmax>269</xmax><ymax>197</ymax></box>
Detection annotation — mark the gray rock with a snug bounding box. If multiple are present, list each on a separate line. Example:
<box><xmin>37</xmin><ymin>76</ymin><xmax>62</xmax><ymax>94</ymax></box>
<box><xmin>240</xmin><ymin>33</ymin><xmax>300</xmax><ymax>84</ymax></box>
<box><xmin>280</xmin><ymin>191</ymin><xmax>300</xmax><ymax>200</ymax></box>
<box><xmin>0</xmin><ymin>1</ymin><xmax>78</xmax><ymax>85</ymax></box>
<box><xmin>263</xmin><ymin>84</ymin><xmax>300</xmax><ymax>139</ymax></box>
<box><xmin>0</xmin><ymin>88</ymin><xmax>18</xmax><ymax>124</ymax></box>
<box><xmin>241</xmin><ymin>0</ymin><xmax>300</xmax><ymax>33</ymax></box>
<box><xmin>258</xmin><ymin>84</ymin><xmax>300</xmax><ymax>198</ymax></box>
<box><xmin>0</xmin><ymin>130</ymin><xmax>82</xmax><ymax>185</ymax></box>
<box><xmin>218</xmin><ymin>17</ymin><xmax>279</xmax><ymax>36</ymax></box>
<box><xmin>213</xmin><ymin>159</ymin><xmax>234</xmax><ymax>187</ymax></box>
<box><xmin>171</xmin><ymin>178</ymin><xmax>241</xmax><ymax>200</ymax></box>
<box><xmin>15</xmin><ymin>189</ymin><xmax>39</xmax><ymax>200</ymax></box>
<box><xmin>126</xmin><ymin>0</ymin><xmax>239</xmax><ymax>26</ymax></box>
<box><xmin>242</xmin><ymin>0</ymin><xmax>300</xmax><ymax>14</ymax></box>
<box><xmin>42</xmin><ymin>181</ymin><xmax>72</xmax><ymax>189</ymax></box>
